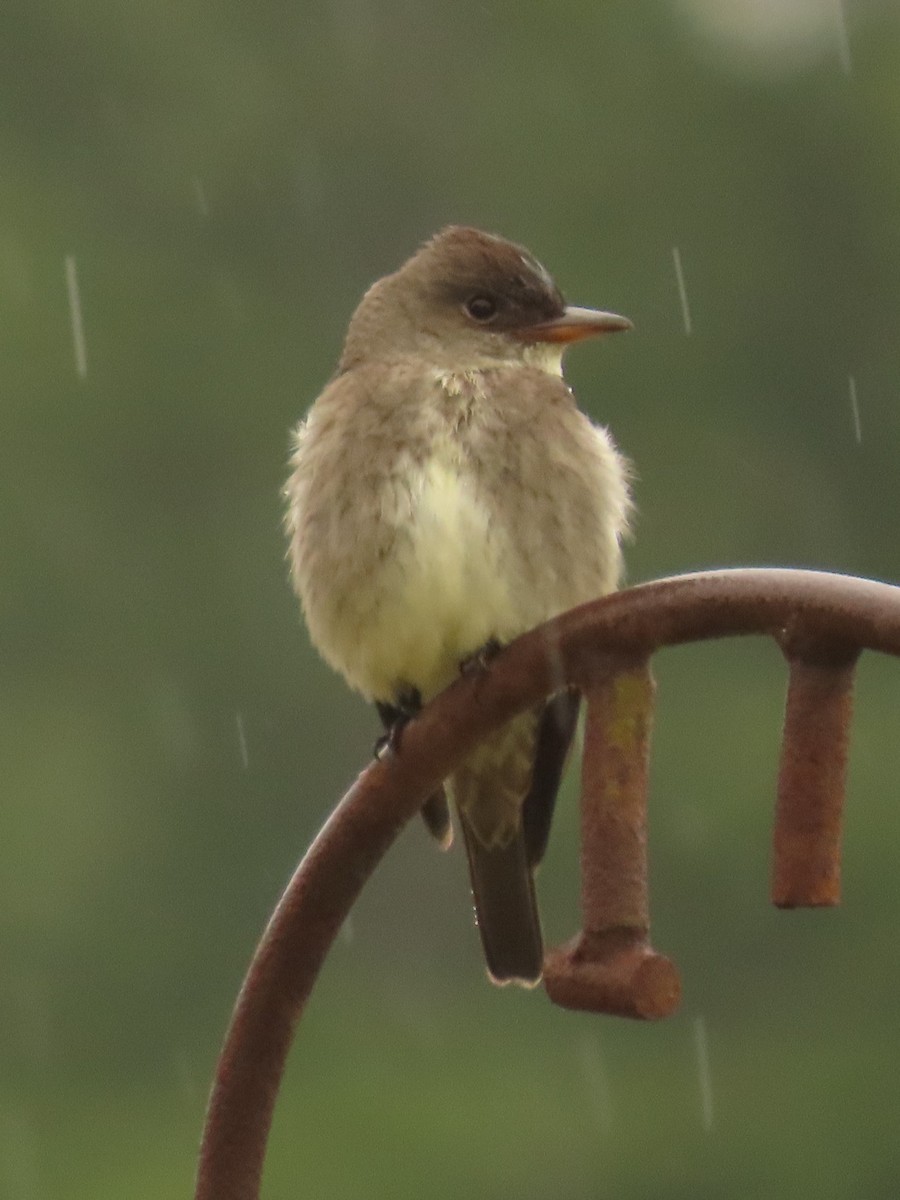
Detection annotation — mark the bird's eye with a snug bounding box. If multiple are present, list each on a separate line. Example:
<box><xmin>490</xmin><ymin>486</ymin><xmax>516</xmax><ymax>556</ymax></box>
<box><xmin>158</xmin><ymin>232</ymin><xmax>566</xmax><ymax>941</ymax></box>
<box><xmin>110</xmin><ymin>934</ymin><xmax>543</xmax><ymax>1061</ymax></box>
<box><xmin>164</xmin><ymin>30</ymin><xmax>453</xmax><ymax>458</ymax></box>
<box><xmin>464</xmin><ymin>294</ymin><xmax>498</xmax><ymax>323</ymax></box>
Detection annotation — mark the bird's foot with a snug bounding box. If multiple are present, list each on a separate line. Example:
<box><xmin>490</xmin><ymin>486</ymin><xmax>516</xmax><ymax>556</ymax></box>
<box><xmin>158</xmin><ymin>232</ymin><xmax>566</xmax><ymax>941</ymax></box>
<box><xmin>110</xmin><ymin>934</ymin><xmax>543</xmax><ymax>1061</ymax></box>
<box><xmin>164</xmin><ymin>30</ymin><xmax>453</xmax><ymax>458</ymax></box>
<box><xmin>374</xmin><ymin>687</ymin><xmax>422</xmax><ymax>759</ymax></box>
<box><xmin>373</xmin><ymin>715</ymin><xmax>412</xmax><ymax>761</ymax></box>
<box><xmin>459</xmin><ymin>637</ymin><xmax>503</xmax><ymax>677</ymax></box>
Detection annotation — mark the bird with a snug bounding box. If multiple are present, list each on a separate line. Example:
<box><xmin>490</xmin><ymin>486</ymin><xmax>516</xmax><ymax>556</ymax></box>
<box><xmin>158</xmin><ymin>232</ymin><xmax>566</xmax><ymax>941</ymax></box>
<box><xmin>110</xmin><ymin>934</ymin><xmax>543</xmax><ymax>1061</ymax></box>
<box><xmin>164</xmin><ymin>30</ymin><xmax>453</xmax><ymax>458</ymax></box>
<box><xmin>284</xmin><ymin>226</ymin><xmax>632</xmax><ymax>986</ymax></box>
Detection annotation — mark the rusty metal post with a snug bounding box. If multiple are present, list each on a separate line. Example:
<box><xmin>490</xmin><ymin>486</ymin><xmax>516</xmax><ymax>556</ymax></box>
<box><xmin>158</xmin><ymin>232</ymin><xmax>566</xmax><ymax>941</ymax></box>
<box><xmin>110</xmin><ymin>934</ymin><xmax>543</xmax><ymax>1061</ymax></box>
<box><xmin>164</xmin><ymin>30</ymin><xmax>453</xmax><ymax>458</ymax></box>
<box><xmin>772</xmin><ymin>640</ymin><xmax>860</xmax><ymax>907</ymax></box>
<box><xmin>195</xmin><ymin>570</ymin><xmax>900</xmax><ymax>1199</ymax></box>
<box><xmin>544</xmin><ymin>657</ymin><xmax>681</xmax><ymax>1019</ymax></box>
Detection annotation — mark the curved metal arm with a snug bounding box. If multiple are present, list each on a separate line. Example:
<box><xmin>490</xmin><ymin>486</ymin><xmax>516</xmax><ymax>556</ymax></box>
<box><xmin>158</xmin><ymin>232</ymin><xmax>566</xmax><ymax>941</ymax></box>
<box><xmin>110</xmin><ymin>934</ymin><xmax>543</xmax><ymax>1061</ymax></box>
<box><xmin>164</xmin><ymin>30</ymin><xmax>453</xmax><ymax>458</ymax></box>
<box><xmin>195</xmin><ymin>568</ymin><xmax>900</xmax><ymax>1200</ymax></box>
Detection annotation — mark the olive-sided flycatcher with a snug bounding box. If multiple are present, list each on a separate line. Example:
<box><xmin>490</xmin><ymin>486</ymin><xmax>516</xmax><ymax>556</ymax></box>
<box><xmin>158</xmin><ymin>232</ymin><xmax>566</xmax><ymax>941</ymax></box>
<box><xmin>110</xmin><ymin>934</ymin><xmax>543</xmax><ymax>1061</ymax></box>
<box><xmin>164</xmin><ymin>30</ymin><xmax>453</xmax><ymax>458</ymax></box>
<box><xmin>285</xmin><ymin>226</ymin><xmax>631</xmax><ymax>986</ymax></box>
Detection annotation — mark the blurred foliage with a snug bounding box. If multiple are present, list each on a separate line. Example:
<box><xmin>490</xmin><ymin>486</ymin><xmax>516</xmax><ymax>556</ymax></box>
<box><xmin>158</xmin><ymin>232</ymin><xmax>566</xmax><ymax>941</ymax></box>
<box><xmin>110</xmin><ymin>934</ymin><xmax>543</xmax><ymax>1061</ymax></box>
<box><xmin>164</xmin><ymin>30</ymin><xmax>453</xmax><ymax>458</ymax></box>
<box><xmin>2</xmin><ymin>0</ymin><xmax>900</xmax><ymax>1196</ymax></box>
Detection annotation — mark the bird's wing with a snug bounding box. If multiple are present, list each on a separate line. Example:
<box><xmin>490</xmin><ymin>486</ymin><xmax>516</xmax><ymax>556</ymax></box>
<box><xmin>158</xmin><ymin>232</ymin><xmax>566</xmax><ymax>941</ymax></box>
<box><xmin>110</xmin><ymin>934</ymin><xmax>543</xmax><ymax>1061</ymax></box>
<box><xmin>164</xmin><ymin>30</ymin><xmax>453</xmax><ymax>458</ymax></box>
<box><xmin>522</xmin><ymin>688</ymin><xmax>581</xmax><ymax>868</ymax></box>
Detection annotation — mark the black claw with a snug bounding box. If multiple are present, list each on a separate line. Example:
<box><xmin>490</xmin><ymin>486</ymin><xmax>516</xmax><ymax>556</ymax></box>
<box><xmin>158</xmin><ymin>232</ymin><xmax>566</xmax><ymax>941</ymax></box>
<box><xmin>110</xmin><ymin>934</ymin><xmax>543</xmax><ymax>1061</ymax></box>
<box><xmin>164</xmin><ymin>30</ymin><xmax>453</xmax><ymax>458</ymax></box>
<box><xmin>374</xmin><ymin>688</ymin><xmax>423</xmax><ymax>760</ymax></box>
<box><xmin>372</xmin><ymin>730</ymin><xmax>392</xmax><ymax>761</ymax></box>
<box><xmin>375</xmin><ymin>691</ymin><xmax>452</xmax><ymax>846</ymax></box>
<box><xmin>395</xmin><ymin>685</ymin><xmax>423</xmax><ymax>714</ymax></box>
<box><xmin>376</xmin><ymin>712</ymin><xmax>410</xmax><ymax>759</ymax></box>
<box><xmin>459</xmin><ymin>637</ymin><xmax>503</xmax><ymax>677</ymax></box>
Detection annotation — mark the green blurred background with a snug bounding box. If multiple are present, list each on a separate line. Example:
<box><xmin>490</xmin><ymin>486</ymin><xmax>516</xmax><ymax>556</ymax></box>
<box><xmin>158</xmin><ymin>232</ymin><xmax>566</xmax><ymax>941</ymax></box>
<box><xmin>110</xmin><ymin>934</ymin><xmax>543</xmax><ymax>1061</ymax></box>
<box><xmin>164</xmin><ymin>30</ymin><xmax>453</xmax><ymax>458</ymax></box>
<box><xmin>3</xmin><ymin>1</ymin><xmax>900</xmax><ymax>1196</ymax></box>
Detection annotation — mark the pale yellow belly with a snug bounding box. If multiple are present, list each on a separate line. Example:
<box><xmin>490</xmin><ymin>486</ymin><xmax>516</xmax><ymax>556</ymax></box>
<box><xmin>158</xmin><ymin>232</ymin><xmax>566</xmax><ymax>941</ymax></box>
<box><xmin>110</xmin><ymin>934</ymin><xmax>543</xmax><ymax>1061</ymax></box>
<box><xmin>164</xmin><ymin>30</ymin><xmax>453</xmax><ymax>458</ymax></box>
<box><xmin>348</xmin><ymin>456</ymin><xmax>521</xmax><ymax>700</ymax></box>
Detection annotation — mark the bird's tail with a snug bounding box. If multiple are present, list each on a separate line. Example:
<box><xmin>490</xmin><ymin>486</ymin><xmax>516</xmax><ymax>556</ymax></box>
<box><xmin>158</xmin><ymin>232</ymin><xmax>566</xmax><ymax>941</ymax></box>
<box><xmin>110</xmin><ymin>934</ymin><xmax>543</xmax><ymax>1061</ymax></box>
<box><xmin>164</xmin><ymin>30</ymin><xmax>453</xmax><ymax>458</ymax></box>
<box><xmin>459</xmin><ymin>814</ymin><xmax>543</xmax><ymax>987</ymax></box>
<box><xmin>452</xmin><ymin>710</ymin><xmax>544</xmax><ymax>986</ymax></box>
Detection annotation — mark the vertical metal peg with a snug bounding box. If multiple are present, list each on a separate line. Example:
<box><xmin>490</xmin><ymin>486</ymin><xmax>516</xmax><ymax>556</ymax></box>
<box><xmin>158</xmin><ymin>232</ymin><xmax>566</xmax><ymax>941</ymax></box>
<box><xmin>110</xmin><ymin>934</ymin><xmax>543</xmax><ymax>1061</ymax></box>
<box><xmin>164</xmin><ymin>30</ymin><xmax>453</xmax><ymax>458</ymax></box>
<box><xmin>772</xmin><ymin>640</ymin><xmax>859</xmax><ymax>908</ymax></box>
<box><xmin>544</xmin><ymin>656</ymin><xmax>681</xmax><ymax>1019</ymax></box>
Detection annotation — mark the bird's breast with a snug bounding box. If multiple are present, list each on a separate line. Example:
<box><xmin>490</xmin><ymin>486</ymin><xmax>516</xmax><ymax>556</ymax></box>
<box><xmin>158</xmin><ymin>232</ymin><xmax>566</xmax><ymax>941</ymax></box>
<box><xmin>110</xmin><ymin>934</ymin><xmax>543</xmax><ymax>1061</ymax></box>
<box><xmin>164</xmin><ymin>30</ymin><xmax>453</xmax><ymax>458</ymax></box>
<box><xmin>365</xmin><ymin>442</ymin><xmax>518</xmax><ymax>699</ymax></box>
<box><xmin>291</xmin><ymin>361</ymin><xmax>626</xmax><ymax>705</ymax></box>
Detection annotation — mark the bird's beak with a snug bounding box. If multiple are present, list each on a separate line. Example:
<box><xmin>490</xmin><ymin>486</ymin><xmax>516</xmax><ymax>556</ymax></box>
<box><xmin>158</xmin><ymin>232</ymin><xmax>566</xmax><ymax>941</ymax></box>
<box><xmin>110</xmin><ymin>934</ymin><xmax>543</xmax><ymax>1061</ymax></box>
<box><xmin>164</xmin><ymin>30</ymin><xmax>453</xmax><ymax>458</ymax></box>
<box><xmin>518</xmin><ymin>306</ymin><xmax>633</xmax><ymax>344</ymax></box>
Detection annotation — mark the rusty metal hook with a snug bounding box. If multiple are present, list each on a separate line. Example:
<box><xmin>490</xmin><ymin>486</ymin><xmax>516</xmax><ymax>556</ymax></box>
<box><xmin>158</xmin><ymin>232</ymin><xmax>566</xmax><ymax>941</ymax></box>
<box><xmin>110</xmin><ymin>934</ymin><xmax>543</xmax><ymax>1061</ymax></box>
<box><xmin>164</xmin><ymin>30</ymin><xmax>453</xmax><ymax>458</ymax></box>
<box><xmin>195</xmin><ymin>568</ymin><xmax>900</xmax><ymax>1200</ymax></box>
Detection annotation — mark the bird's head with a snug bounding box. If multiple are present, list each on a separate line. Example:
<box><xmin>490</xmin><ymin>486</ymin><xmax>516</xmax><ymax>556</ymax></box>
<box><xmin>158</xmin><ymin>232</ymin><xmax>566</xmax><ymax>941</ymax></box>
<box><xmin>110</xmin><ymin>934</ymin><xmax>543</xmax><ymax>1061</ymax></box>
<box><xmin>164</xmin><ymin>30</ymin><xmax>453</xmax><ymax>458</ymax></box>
<box><xmin>339</xmin><ymin>226</ymin><xmax>631</xmax><ymax>374</ymax></box>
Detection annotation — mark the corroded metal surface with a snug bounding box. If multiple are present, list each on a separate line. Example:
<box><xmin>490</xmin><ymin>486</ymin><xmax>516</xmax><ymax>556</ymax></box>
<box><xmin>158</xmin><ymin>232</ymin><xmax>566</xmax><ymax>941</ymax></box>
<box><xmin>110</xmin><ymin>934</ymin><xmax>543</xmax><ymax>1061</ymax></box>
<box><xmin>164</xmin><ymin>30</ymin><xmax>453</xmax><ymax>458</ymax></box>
<box><xmin>544</xmin><ymin>656</ymin><xmax>680</xmax><ymax>1018</ymax></box>
<box><xmin>772</xmin><ymin>638</ymin><xmax>860</xmax><ymax>907</ymax></box>
<box><xmin>195</xmin><ymin>568</ymin><xmax>900</xmax><ymax>1200</ymax></box>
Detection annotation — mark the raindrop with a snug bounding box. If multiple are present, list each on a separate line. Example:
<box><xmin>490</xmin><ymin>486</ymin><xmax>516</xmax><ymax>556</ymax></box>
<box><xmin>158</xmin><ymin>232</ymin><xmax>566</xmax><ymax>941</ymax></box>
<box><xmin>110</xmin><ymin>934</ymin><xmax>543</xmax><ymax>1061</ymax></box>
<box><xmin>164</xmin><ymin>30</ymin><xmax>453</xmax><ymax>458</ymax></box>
<box><xmin>577</xmin><ymin>1033</ymin><xmax>613</xmax><ymax>1134</ymax></box>
<box><xmin>693</xmin><ymin>1014</ymin><xmax>714</xmax><ymax>1131</ymax></box>
<box><xmin>832</xmin><ymin>0</ymin><xmax>852</xmax><ymax>74</ymax></box>
<box><xmin>848</xmin><ymin>375</ymin><xmax>861</xmax><ymax>443</ymax></box>
<box><xmin>64</xmin><ymin>254</ymin><xmax>88</xmax><ymax>378</ymax></box>
<box><xmin>235</xmin><ymin>712</ymin><xmax>249</xmax><ymax>770</ymax></box>
<box><xmin>192</xmin><ymin>175</ymin><xmax>210</xmax><ymax>218</ymax></box>
<box><xmin>671</xmin><ymin>246</ymin><xmax>692</xmax><ymax>336</ymax></box>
